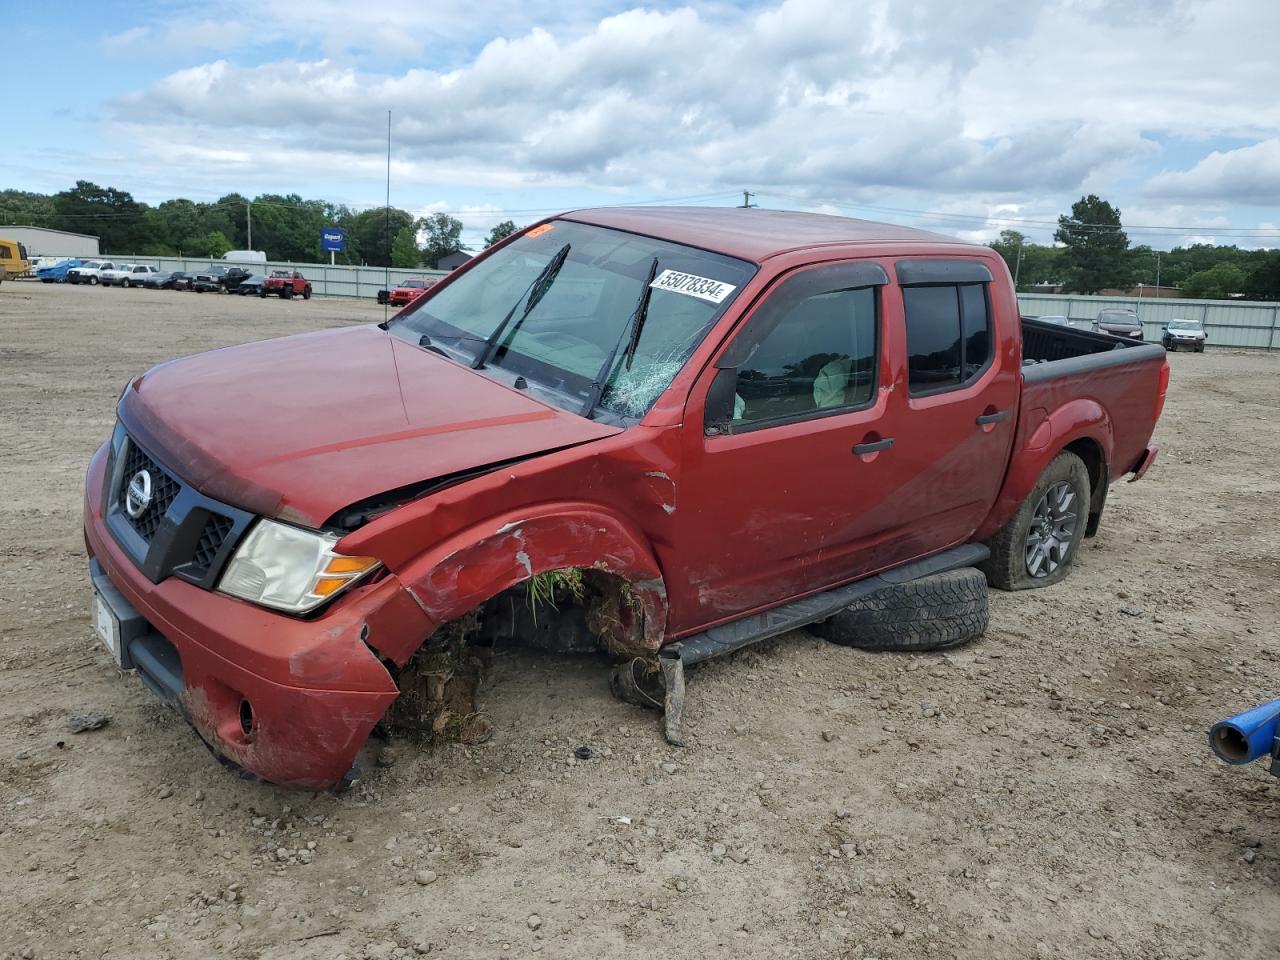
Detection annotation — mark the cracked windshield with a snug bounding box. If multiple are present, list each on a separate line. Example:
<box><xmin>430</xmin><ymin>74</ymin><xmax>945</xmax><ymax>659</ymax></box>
<box><xmin>389</xmin><ymin>220</ymin><xmax>755</xmax><ymax>422</ymax></box>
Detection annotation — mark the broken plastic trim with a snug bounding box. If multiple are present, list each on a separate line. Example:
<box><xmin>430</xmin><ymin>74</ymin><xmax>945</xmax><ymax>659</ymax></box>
<box><xmin>328</xmin><ymin>443</ymin><xmax>597</xmax><ymax>531</ymax></box>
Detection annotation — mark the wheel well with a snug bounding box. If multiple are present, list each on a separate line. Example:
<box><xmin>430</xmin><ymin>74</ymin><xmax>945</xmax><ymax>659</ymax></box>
<box><xmin>380</xmin><ymin>568</ymin><xmax>648</xmax><ymax>743</ymax></box>
<box><xmin>1063</xmin><ymin>436</ymin><xmax>1108</xmax><ymax>534</ymax></box>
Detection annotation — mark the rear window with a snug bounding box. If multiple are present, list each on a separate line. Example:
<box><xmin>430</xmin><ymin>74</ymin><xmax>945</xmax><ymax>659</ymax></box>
<box><xmin>903</xmin><ymin>283</ymin><xmax>992</xmax><ymax>395</ymax></box>
<box><xmin>1099</xmin><ymin>311</ymin><xmax>1138</xmax><ymax>323</ymax></box>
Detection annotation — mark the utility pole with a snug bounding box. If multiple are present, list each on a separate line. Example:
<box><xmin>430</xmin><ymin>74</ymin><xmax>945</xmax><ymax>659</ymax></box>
<box><xmin>246</xmin><ymin>200</ymin><xmax>252</xmax><ymax>251</ymax></box>
<box><xmin>1013</xmin><ymin>238</ymin><xmax>1023</xmax><ymax>288</ymax></box>
<box><xmin>1155</xmin><ymin>251</ymin><xmax>1161</xmax><ymax>294</ymax></box>
<box><xmin>739</xmin><ymin>190</ymin><xmax>756</xmax><ymax>208</ymax></box>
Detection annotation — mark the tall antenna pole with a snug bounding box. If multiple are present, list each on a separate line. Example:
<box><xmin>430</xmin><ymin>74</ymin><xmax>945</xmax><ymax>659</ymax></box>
<box><xmin>384</xmin><ymin>109</ymin><xmax>391</xmax><ymax>324</ymax></box>
<box><xmin>246</xmin><ymin>200</ymin><xmax>252</xmax><ymax>251</ymax></box>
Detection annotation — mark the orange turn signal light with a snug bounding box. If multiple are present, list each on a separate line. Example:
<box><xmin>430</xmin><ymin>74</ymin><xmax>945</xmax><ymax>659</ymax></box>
<box><xmin>324</xmin><ymin>556</ymin><xmax>379</xmax><ymax>575</ymax></box>
<box><xmin>312</xmin><ymin>577</ymin><xmax>351</xmax><ymax>597</ymax></box>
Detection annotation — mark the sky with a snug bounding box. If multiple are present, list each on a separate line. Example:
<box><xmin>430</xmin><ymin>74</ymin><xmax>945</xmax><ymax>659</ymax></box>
<box><xmin>7</xmin><ymin>0</ymin><xmax>1280</xmax><ymax>256</ymax></box>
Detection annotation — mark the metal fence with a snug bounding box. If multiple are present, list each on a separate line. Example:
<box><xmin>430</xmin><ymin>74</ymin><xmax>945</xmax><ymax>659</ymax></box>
<box><xmin>1017</xmin><ymin>292</ymin><xmax>1280</xmax><ymax>351</ymax></box>
<box><xmin>101</xmin><ymin>255</ymin><xmax>448</xmax><ymax>300</ymax></box>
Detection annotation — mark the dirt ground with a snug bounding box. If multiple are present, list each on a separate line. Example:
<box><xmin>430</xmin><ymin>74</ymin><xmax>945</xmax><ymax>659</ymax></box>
<box><xmin>2</xmin><ymin>280</ymin><xmax>1278</xmax><ymax>960</ymax></box>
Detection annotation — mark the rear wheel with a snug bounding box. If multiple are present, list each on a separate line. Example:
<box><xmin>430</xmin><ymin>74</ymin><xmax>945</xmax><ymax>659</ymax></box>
<box><xmin>810</xmin><ymin>568</ymin><xmax>989</xmax><ymax>652</ymax></box>
<box><xmin>981</xmin><ymin>450</ymin><xmax>1090</xmax><ymax>591</ymax></box>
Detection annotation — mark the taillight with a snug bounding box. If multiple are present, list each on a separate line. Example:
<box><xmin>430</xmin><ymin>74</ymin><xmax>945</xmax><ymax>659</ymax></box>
<box><xmin>1154</xmin><ymin>358</ymin><xmax>1171</xmax><ymax>423</ymax></box>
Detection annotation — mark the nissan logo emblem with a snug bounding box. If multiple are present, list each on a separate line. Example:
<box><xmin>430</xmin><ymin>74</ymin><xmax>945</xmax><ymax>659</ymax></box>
<box><xmin>125</xmin><ymin>469</ymin><xmax>154</xmax><ymax>519</ymax></box>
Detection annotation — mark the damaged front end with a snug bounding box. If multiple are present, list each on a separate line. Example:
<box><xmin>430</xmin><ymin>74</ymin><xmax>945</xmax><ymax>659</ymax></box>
<box><xmin>379</xmin><ymin>569</ymin><xmax>662</xmax><ymax>749</ymax></box>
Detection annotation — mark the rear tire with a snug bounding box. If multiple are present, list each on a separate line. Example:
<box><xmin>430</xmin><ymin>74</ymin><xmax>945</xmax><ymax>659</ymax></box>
<box><xmin>810</xmin><ymin>568</ymin><xmax>989</xmax><ymax>652</ymax></box>
<box><xmin>980</xmin><ymin>450</ymin><xmax>1090</xmax><ymax>591</ymax></box>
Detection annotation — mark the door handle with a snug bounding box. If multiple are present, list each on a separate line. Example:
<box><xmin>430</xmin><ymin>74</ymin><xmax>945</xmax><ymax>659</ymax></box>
<box><xmin>975</xmin><ymin>410</ymin><xmax>1010</xmax><ymax>426</ymax></box>
<box><xmin>852</xmin><ymin>437</ymin><xmax>894</xmax><ymax>455</ymax></box>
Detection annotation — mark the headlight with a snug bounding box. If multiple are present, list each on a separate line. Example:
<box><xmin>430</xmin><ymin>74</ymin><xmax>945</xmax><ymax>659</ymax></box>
<box><xmin>217</xmin><ymin>519</ymin><xmax>379</xmax><ymax>614</ymax></box>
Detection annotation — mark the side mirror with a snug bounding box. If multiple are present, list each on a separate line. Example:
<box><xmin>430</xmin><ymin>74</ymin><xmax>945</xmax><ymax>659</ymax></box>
<box><xmin>704</xmin><ymin>367</ymin><xmax>737</xmax><ymax>436</ymax></box>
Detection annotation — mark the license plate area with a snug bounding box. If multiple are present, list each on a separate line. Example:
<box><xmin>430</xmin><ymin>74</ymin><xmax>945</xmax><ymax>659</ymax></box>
<box><xmin>89</xmin><ymin>559</ymin><xmax>144</xmax><ymax>670</ymax></box>
<box><xmin>94</xmin><ymin>589</ymin><xmax>124</xmax><ymax>666</ymax></box>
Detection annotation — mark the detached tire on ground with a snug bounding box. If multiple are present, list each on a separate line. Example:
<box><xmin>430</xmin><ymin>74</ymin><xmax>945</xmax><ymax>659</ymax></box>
<box><xmin>810</xmin><ymin>567</ymin><xmax>989</xmax><ymax>652</ymax></box>
<box><xmin>980</xmin><ymin>449</ymin><xmax>1090</xmax><ymax>591</ymax></box>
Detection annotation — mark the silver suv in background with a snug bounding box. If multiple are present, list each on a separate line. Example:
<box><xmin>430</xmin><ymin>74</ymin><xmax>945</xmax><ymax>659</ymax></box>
<box><xmin>1094</xmin><ymin>309</ymin><xmax>1143</xmax><ymax>339</ymax></box>
<box><xmin>1162</xmin><ymin>318</ymin><xmax>1207</xmax><ymax>352</ymax></box>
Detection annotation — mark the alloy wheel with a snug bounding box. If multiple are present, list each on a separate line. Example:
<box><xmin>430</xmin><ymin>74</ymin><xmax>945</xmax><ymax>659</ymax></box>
<box><xmin>1025</xmin><ymin>481</ymin><xmax>1079</xmax><ymax>578</ymax></box>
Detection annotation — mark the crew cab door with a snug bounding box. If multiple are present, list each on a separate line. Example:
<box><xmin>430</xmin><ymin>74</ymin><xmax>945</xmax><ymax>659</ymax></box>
<box><xmin>673</xmin><ymin>259</ymin><xmax>906</xmax><ymax>630</ymax></box>
<box><xmin>669</xmin><ymin>256</ymin><xmax>1019</xmax><ymax>635</ymax></box>
<box><xmin>883</xmin><ymin>258</ymin><xmax>1019</xmax><ymax>550</ymax></box>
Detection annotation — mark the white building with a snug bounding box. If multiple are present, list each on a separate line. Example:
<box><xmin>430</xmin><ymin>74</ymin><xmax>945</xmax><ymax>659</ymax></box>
<box><xmin>0</xmin><ymin>226</ymin><xmax>100</xmax><ymax>258</ymax></box>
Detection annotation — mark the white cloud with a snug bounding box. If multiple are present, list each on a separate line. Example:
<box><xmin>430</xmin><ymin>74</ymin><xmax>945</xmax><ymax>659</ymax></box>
<box><xmin>75</xmin><ymin>0</ymin><xmax>1280</xmax><ymax>244</ymax></box>
<box><xmin>1146</xmin><ymin>139</ymin><xmax>1280</xmax><ymax>205</ymax></box>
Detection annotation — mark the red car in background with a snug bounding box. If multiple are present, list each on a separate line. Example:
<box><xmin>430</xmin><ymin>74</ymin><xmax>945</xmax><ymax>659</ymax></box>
<box><xmin>261</xmin><ymin>270</ymin><xmax>312</xmax><ymax>300</ymax></box>
<box><xmin>388</xmin><ymin>276</ymin><xmax>439</xmax><ymax>306</ymax></box>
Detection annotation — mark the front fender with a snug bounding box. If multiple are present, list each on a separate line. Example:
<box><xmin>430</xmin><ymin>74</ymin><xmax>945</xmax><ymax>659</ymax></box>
<box><xmin>976</xmin><ymin>398</ymin><xmax>1113</xmax><ymax>541</ymax></box>
<box><xmin>352</xmin><ymin>502</ymin><xmax>668</xmax><ymax>665</ymax></box>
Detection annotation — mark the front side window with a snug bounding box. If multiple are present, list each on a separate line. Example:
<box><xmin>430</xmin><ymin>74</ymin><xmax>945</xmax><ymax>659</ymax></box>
<box><xmin>390</xmin><ymin>220</ymin><xmax>755</xmax><ymax>424</ymax></box>
<box><xmin>903</xmin><ymin>283</ymin><xmax>991</xmax><ymax>395</ymax></box>
<box><xmin>732</xmin><ymin>287</ymin><xmax>877</xmax><ymax>425</ymax></box>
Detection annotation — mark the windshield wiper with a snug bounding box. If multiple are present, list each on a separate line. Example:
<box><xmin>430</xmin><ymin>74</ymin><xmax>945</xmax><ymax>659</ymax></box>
<box><xmin>473</xmin><ymin>243</ymin><xmax>570</xmax><ymax>369</ymax></box>
<box><xmin>580</xmin><ymin>257</ymin><xmax>659</xmax><ymax>419</ymax></box>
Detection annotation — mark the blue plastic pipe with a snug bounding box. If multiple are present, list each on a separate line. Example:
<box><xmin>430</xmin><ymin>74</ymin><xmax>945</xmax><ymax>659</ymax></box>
<box><xmin>1208</xmin><ymin>698</ymin><xmax>1280</xmax><ymax>765</ymax></box>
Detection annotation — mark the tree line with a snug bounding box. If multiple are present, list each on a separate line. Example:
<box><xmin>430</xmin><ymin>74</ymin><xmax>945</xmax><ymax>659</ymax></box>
<box><xmin>989</xmin><ymin>194</ymin><xmax>1280</xmax><ymax>300</ymax></box>
<box><xmin>5</xmin><ymin>182</ymin><xmax>1277</xmax><ymax>298</ymax></box>
<box><xmin>0</xmin><ymin>181</ymin><xmax>521</xmax><ymax>268</ymax></box>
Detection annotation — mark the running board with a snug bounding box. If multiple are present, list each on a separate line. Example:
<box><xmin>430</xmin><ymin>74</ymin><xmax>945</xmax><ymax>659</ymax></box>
<box><xmin>642</xmin><ymin>543</ymin><xmax>989</xmax><ymax>746</ymax></box>
<box><xmin>673</xmin><ymin>542</ymin><xmax>989</xmax><ymax>666</ymax></box>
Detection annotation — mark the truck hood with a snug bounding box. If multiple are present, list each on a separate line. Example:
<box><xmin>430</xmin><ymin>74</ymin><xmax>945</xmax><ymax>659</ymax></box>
<box><xmin>117</xmin><ymin>325</ymin><xmax>619</xmax><ymax>527</ymax></box>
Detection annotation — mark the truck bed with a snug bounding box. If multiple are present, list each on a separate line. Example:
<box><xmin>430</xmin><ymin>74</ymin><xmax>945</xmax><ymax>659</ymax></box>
<box><xmin>1019</xmin><ymin>318</ymin><xmax>1166</xmax><ymax>478</ymax></box>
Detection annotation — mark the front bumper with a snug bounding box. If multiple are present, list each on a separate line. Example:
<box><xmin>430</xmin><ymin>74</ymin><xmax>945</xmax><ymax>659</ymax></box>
<box><xmin>83</xmin><ymin>442</ymin><xmax>429</xmax><ymax>789</ymax></box>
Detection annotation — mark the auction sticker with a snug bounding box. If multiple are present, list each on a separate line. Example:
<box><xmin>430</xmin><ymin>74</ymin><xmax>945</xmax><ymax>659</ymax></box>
<box><xmin>650</xmin><ymin>269</ymin><xmax>736</xmax><ymax>304</ymax></box>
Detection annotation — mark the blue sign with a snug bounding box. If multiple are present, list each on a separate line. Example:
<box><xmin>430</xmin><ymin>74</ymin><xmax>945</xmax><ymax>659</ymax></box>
<box><xmin>321</xmin><ymin>227</ymin><xmax>346</xmax><ymax>252</ymax></box>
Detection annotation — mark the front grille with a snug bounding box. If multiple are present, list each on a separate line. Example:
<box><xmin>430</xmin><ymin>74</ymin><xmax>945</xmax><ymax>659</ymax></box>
<box><xmin>190</xmin><ymin>514</ymin><xmax>234</xmax><ymax>572</ymax></box>
<box><xmin>106</xmin><ymin>431</ymin><xmax>252</xmax><ymax>588</ymax></box>
<box><xmin>119</xmin><ymin>442</ymin><xmax>180</xmax><ymax>541</ymax></box>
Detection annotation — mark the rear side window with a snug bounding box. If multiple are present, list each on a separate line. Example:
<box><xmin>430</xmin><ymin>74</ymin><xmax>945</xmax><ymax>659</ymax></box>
<box><xmin>733</xmin><ymin>286</ymin><xmax>877</xmax><ymax>425</ymax></box>
<box><xmin>903</xmin><ymin>284</ymin><xmax>991</xmax><ymax>395</ymax></box>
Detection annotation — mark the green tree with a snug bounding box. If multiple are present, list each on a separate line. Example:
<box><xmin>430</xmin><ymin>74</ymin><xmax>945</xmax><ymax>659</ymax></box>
<box><xmin>987</xmin><ymin>229</ymin><xmax>1065</xmax><ymax>290</ymax></box>
<box><xmin>1054</xmin><ymin>195</ymin><xmax>1131</xmax><ymax>294</ymax></box>
<box><xmin>0</xmin><ymin>189</ymin><xmax>56</xmax><ymax>227</ymax></box>
<box><xmin>191</xmin><ymin>230</ymin><xmax>232</xmax><ymax>258</ymax></box>
<box><xmin>485</xmin><ymin>220</ymin><xmax>518</xmax><ymax>247</ymax></box>
<box><xmin>421</xmin><ymin>212</ymin><xmax>465</xmax><ymax>268</ymax></box>
<box><xmin>350</xmin><ymin>207</ymin><xmax>416</xmax><ymax>267</ymax></box>
<box><xmin>1181</xmin><ymin>262</ymin><xmax>1247</xmax><ymax>300</ymax></box>
<box><xmin>1244</xmin><ymin>251</ymin><xmax>1280</xmax><ymax>301</ymax></box>
<box><xmin>391</xmin><ymin>225</ymin><xmax>421</xmax><ymax>267</ymax></box>
<box><xmin>52</xmin><ymin>180</ymin><xmax>147</xmax><ymax>253</ymax></box>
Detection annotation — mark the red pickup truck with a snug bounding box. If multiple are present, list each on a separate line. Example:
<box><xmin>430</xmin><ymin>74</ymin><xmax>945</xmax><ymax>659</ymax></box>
<box><xmin>84</xmin><ymin>208</ymin><xmax>1167</xmax><ymax>789</ymax></box>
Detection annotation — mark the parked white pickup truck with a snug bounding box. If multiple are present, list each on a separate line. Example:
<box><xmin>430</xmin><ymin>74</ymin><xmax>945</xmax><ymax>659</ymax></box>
<box><xmin>67</xmin><ymin>260</ymin><xmax>114</xmax><ymax>285</ymax></box>
<box><xmin>101</xmin><ymin>264</ymin><xmax>161</xmax><ymax>287</ymax></box>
